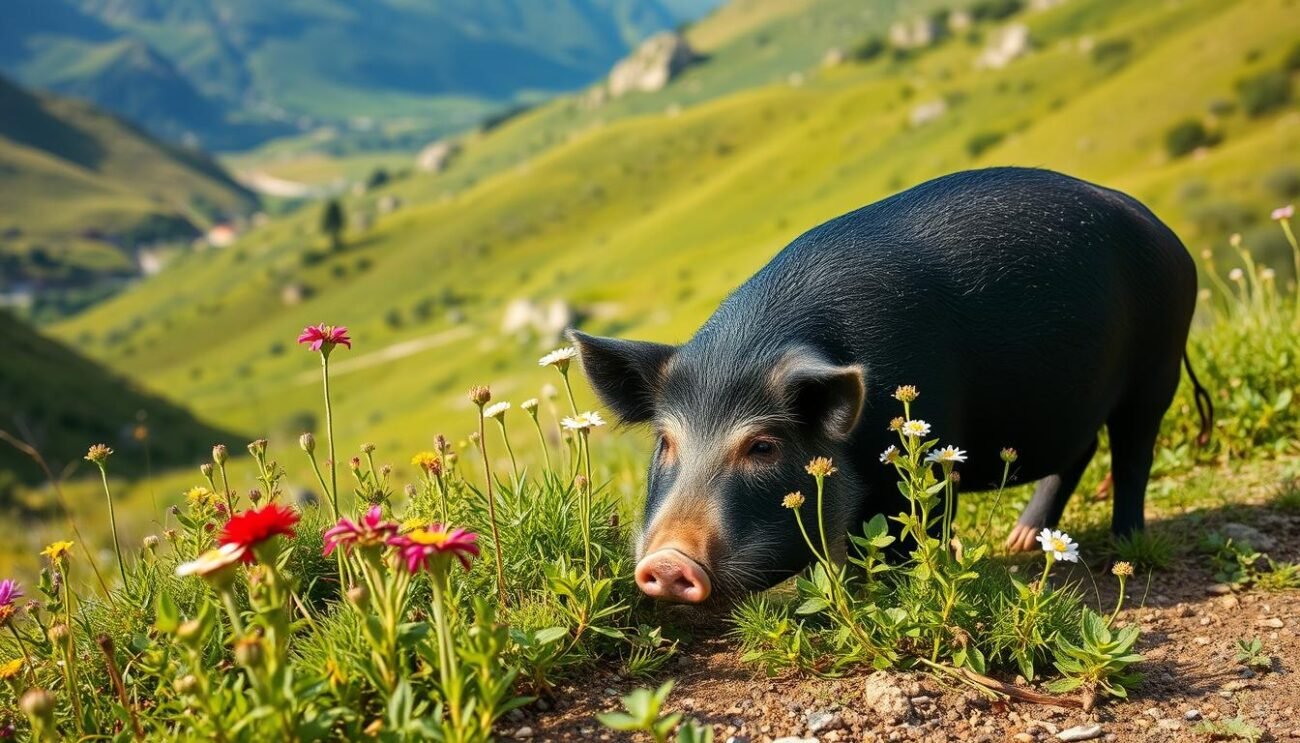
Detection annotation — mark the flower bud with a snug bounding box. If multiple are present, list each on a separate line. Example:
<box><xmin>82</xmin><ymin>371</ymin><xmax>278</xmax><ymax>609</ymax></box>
<box><xmin>234</xmin><ymin>637</ymin><xmax>265</xmax><ymax>668</ymax></box>
<box><xmin>521</xmin><ymin>398</ymin><xmax>539</xmax><ymax>413</ymax></box>
<box><xmin>380</xmin><ymin>464</ymin><xmax>392</xmax><ymax>478</ymax></box>
<box><xmin>889</xmin><ymin>417</ymin><xmax>904</xmax><ymax>431</ymax></box>
<box><xmin>468</xmin><ymin>432</ymin><xmax>480</xmax><ymax>445</ymax></box>
<box><xmin>349</xmin><ymin>456</ymin><xmax>362</xmax><ymax>471</ymax></box>
<box><xmin>782</xmin><ymin>492</ymin><xmax>805</xmax><ymax>509</ymax></box>
<box><xmin>84</xmin><ymin>443</ymin><xmax>114</xmax><ymax>466</ymax></box>
<box><xmin>299</xmin><ymin>432</ymin><xmax>316</xmax><ymax>454</ymax></box>
<box><xmin>248</xmin><ymin>489</ymin><xmax>262</xmax><ymax>505</ymax></box>
<box><xmin>361</xmin><ymin>442</ymin><xmax>376</xmax><ymax>454</ymax></box>
<box><xmin>247</xmin><ymin>439</ymin><xmax>268</xmax><ymax>458</ymax></box>
<box><xmin>20</xmin><ymin>688</ymin><xmax>55</xmax><ymax>722</ymax></box>
<box><xmin>173</xmin><ymin>674</ymin><xmax>200</xmax><ymax>695</ymax></box>
<box><xmin>403</xmin><ymin>483</ymin><xmax>417</xmax><ymax>499</ymax></box>
<box><xmin>212</xmin><ymin>444</ymin><xmax>229</xmax><ymax>465</ymax></box>
<box><xmin>164</xmin><ymin>529</ymin><xmax>179</xmax><ymax>542</ymax></box>
<box><xmin>434</xmin><ymin>434</ymin><xmax>449</xmax><ymax>454</ymax></box>
<box><xmin>892</xmin><ymin>385</ymin><xmax>919</xmax><ymax>403</ymax></box>
<box><xmin>346</xmin><ymin>585</ymin><xmax>368</xmax><ymax>608</ymax></box>
<box><xmin>176</xmin><ymin>619</ymin><xmax>204</xmax><ymax>647</ymax></box>
<box><xmin>1111</xmin><ymin>561</ymin><xmax>1134</xmax><ymax>577</ymax></box>
<box><xmin>142</xmin><ymin>535</ymin><xmax>160</xmax><ymax>550</ymax></box>
<box><xmin>48</xmin><ymin>623</ymin><xmax>69</xmax><ymax>643</ymax></box>
<box><xmin>169</xmin><ymin>504</ymin><xmax>181</xmax><ymax>516</ymax></box>
<box><xmin>200</xmin><ymin>463</ymin><xmax>214</xmax><ymax>478</ymax></box>
<box><xmin>468</xmin><ymin>385</ymin><xmax>492</xmax><ymax>406</ymax></box>
<box><xmin>1000</xmin><ymin>447</ymin><xmax>1019</xmax><ymax>464</ymax></box>
<box><xmin>574</xmin><ymin>474</ymin><xmax>589</xmax><ymax>491</ymax></box>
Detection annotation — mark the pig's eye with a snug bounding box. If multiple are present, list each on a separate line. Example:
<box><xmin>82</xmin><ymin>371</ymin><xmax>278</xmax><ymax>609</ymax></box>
<box><xmin>746</xmin><ymin>439</ymin><xmax>777</xmax><ymax>458</ymax></box>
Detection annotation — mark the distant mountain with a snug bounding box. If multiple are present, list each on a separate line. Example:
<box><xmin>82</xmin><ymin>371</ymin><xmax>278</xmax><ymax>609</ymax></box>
<box><xmin>0</xmin><ymin>74</ymin><xmax>257</xmax><ymax>310</ymax></box>
<box><xmin>1</xmin><ymin>0</ymin><xmax>723</xmax><ymax>150</ymax></box>
<box><xmin>0</xmin><ymin>310</ymin><xmax>236</xmax><ymax>499</ymax></box>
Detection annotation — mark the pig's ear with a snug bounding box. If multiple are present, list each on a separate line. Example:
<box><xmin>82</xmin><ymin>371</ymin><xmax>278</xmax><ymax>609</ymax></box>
<box><xmin>567</xmin><ymin>330</ymin><xmax>677</xmax><ymax>424</ymax></box>
<box><xmin>778</xmin><ymin>355</ymin><xmax>866</xmax><ymax>440</ymax></box>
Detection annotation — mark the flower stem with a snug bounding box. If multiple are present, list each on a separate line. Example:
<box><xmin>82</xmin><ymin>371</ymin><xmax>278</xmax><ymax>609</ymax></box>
<box><xmin>216</xmin><ymin>460</ymin><xmax>234</xmax><ymax>514</ymax></box>
<box><xmin>429</xmin><ymin>570</ymin><xmax>463</xmax><ymax>730</ymax></box>
<box><xmin>476</xmin><ymin>410</ymin><xmax>508</xmax><ymax>605</ymax></box>
<box><xmin>1108</xmin><ymin>574</ymin><xmax>1128</xmax><ymax>626</ymax></box>
<box><xmin>497</xmin><ymin>420</ymin><xmax>521</xmax><ymax>490</ymax></box>
<box><xmin>97</xmin><ymin>464</ymin><xmax>129</xmax><ymax>591</ymax></box>
<box><xmin>529</xmin><ymin>414</ymin><xmax>553</xmax><ymax>472</ymax></box>
<box><xmin>321</xmin><ymin>355</ymin><xmax>340</xmax><ymax>519</ymax></box>
<box><xmin>580</xmin><ymin>431</ymin><xmax>595</xmax><ymax>577</ymax></box>
<box><xmin>1036</xmin><ymin>553</ymin><xmax>1056</xmax><ymax>595</ymax></box>
<box><xmin>9</xmin><ymin>624</ymin><xmax>36</xmax><ymax>685</ymax></box>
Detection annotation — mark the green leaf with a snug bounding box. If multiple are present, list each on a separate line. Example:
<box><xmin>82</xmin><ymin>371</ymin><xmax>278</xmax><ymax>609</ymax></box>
<box><xmin>534</xmin><ymin>627</ymin><xmax>570</xmax><ymax>645</ymax></box>
<box><xmin>154</xmin><ymin>592</ymin><xmax>179</xmax><ymax>634</ymax></box>
<box><xmin>795</xmin><ymin>598</ymin><xmax>830</xmax><ymax>616</ymax></box>
<box><xmin>1274</xmin><ymin>388</ymin><xmax>1293</xmax><ymax>412</ymax></box>
<box><xmin>596</xmin><ymin>712</ymin><xmax>640</xmax><ymax>731</ymax></box>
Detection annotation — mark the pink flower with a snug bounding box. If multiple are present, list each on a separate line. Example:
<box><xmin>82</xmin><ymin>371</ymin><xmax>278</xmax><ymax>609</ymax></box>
<box><xmin>387</xmin><ymin>524</ymin><xmax>480</xmax><ymax>573</ymax></box>
<box><xmin>297</xmin><ymin>324</ymin><xmax>352</xmax><ymax>354</ymax></box>
<box><xmin>323</xmin><ymin>506</ymin><xmax>399</xmax><ymax>557</ymax></box>
<box><xmin>1273</xmin><ymin>205</ymin><xmax>1295</xmax><ymax>221</ymax></box>
<box><xmin>0</xmin><ymin>580</ymin><xmax>21</xmax><ymax>608</ymax></box>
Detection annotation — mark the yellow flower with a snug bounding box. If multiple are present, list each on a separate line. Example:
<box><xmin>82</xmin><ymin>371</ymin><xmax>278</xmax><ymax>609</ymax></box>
<box><xmin>805</xmin><ymin>457</ymin><xmax>837</xmax><ymax>478</ymax></box>
<box><xmin>892</xmin><ymin>385</ymin><xmax>919</xmax><ymax>403</ymax></box>
<box><xmin>0</xmin><ymin>658</ymin><xmax>23</xmax><ymax>681</ymax></box>
<box><xmin>782</xmin><ymin>492</ymin><xmax>805</xmax><ymax>509</ymax></box>
<box><xmin>184</xmin><ymin>486</ymin><xmax>218</xmax><ymax>508</ymax></box>
<box><xmin>410</xmin><ymin>452</ymin><xmax>440</xmax><ymax>471</ymax></box>
<box><xmin>1111</xmin><ymin>561</ymin><xmax>1134</xmax><ymax>577</ymax></box>
<box><xmin>41</xmin><ymin>540</ymin><xmax>74</xmax><ymax>562</ymax></box>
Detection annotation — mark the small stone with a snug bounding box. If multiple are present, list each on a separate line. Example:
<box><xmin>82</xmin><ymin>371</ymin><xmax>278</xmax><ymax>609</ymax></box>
<box><xmin>1221</xmin><ymin>522</ymin><xmax>1276</xmax><ymax>551</ymax></box>
<box><xmin>1014</xmin><ymin>734</ymin><xmax>1035</xmax><ymax>743</ymax></box>
<box><xmin>1184</xmin><ymin>710</ymin><xmax>1202</xmax><ymax>721</ymax></box>
<box><xmin>772</xmin><ymin>738</ymin><xmax>817</xmax><ymax>743</ymax></box>
<box><xmin>514</xmin><ymin>727</ymin><xmax>534</xmax><ymax>739</ymax></box>
<box><xmin>807</xmin><ymin>710</ymin><xmax>842</xmax><ymax>733</ymax></box>
<box><xmin>1157</xmin><ymin>719</ymin><xmax>1181</xmax><ymax>731</ymax></box>
<box><xmin>1057</xmin><ymin>724</ymin><xmax>1103</xmax><ymax>741</ymax></box>
<box><xmin>1206</xmin><ymin>584</ymin><xmax>1233</xmax><ymax>595</ymax></box>
<box><xmin>724</xmin><ymin>737</ymin><xmax>751</xmax><ymax>743</ymax></box>
<box><xmin>1256</xmin><ymin>617</ymin><xmax>1284</xmax><ymax>629</ymax></box>
<box><xmin>534</xmin><ymin>699</ymin><xmax>549</xmax><ymax>712</ymax></box>
<box><xmin>863</xmin><ymin>672</ymin><xmax>913</xmax><ymax>723</ymax></box>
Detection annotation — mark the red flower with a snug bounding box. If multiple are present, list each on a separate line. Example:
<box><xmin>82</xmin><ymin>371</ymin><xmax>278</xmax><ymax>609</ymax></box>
<box><xmin>297</xmin><ymin>324</ymin><xmax>352</xmax><ymax>354</ymax></box>
<box><xmin>323</xmin><ymin>506</ymin><xmax>399</xmax><ymax>557</ymax></box>
<box><xmin>219</xmin><ymin>504</ymin><xmax>300</xmax><ymax>562</ymax></box>
<box><xmin>387</xmin><ymin>524</ymin><xmax>479</xmax><ymax>573</ymax></box>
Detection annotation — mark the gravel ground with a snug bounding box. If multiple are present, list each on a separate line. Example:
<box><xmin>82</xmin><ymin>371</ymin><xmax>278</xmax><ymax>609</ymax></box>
<box><xmin>510</xmin><ymin>470</ymin><xmax>1300</xmax><ymax>742</ymax></box>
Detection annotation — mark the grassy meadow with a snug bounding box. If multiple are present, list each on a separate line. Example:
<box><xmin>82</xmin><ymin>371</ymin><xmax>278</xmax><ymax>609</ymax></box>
<box><xmin>2</xmin><ymin>0</ymin><xmax>1300</xmax><ymax>736</ymax></box>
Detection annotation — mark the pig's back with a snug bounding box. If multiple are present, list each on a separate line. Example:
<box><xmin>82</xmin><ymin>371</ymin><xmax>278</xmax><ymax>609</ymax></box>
<box><xmin>696</xmin><ymin>167</ymin><xmax>1196</xmax><ymax>489</ymax></box>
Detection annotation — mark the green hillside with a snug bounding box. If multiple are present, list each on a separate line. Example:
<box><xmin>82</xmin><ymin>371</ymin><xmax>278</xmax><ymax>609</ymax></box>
<box><xmin>0</xmin><ymin>310</ymin><xmax>234</xmax><ymax>500</ymax></box>
<box><xmin>50</xmin><ymin>0</ymin><xmax>1300</xmax><ymax>494</ymax></box>
<box><xmin>0</xmin><ymin>75</ymin><xmax>258</xmax><ymax>317</ymax></box>
<box><xmin>2</xmin><ymin>0</ymin><xmax>719</xmax><ymax>149</ymax></box>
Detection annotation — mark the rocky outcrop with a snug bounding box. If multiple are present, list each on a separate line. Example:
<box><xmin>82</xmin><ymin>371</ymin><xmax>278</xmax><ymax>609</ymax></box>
<box><xmin>607</xmin><ymin>32</ymin><xmax>696</xmax><ymax>98</ymax></box>
<box><xmin>416</xmin><ymin>139</ymin><xmax>460</xmax><ymax>173</ymax></box>
<box><xmin>976</xmin><ymin>24</ymin><xmax>1031</xmax><ymax>69</ymax></box>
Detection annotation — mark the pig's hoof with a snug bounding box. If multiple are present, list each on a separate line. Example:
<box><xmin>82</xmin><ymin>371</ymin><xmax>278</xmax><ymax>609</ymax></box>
<box><xmin>1004</xmin><ymin>523</ymin><xmax>1041</xmax><ymax>553</ymax></box>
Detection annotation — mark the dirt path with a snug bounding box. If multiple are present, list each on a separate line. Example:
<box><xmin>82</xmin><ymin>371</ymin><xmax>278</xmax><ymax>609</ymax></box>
<box><xmin>517</xmin><ymin>486</ymin><xmax>1300</xmax><ymax>742</ymax></box>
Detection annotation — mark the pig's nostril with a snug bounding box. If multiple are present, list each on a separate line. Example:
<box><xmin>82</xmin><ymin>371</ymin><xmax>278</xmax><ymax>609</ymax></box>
<box><xmin>635</xmin><ymin>549</ymin><xmax>711</xmax><ymax>603</ymax></box>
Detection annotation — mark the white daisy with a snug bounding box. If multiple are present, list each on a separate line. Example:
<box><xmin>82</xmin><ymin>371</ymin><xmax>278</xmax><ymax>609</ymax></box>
<box><xmin>483</xmin><ymin>402</ymin><xmax>511</xmax><ymax>420</ymax></box>
<box><xmin>176</xmin><ymin>543</ymin><xmax>246</xmax><ymax>578</ymax></box>
<box><xmin>879</xmin><ymin>445</ymin><xmax>899</xmax><ymax>464</ymax></box>
<box><xmin>1036</xmin><ymin>528</ymin><xmax>1080</xmax><ymax>563</ymax></box>
<box><xmin>538</xmin><ymin>347</ymin><xmax>578</xmax><ymax>369</ymax></box>
<box><xmin>521</xmin><ymin>398</ymin><xmax>539</xmax><ymax>411</ymax></box>
<box><xmin>900</xmin><ymin>419</ymin><xmax>931</xmax><ymax>438</ymax></box>
<box><xmin>925</xmin><ymin>445</ymin><xmax>968</xmax><ymax>464</ymax></box>
<box><xmin>561</xmin><ymin>411</ymin><xmax>607</xmax><ymax>430</ymax></box>
<box><xmin>1228</xmin><ymin>268</ymin><xmax>1244</xmax><ymax>282</ymax></box>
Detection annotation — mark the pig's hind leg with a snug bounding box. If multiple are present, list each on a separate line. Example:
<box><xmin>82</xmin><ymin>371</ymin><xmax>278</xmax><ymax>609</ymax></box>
<box><xmin>1005</xmin><ymin>439</ymin><xmax>1098</xmax><ymax>552</ymax></box>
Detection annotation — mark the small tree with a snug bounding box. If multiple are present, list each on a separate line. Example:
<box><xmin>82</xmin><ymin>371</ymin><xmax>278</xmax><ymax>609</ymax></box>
<box><xmin>321</xmin><ymin>199</ymin><xmax>346</xmax><ymax>252</ymax></box>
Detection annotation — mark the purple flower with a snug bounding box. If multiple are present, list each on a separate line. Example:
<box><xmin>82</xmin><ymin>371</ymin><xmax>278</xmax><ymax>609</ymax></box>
<box><xmin>323</xmin><ymin>506</ymin><xmax>399</xmax><ymax>557</ymax></box>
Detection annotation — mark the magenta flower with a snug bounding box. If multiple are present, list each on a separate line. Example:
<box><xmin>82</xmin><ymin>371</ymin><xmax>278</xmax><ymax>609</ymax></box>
<box><xmin>323</xmin><ymin>506</ymin><xmax>399</xmax><ymax>557</ymax></box>
<box><xmin>0</xmin><ymin>580</ymin><xmax>21</xmax><ymax>607</ymax></box>
<box><xmin>1273</xmin><ymin>205</ymin><xmax>1295</xmax><ymax>221</ymax></box>
<box><xmin>387</xmin><ymin>524</ymin><xmax>480</xmax><ymax>573</ymax></box>
<box><xmin>297</xmin><ymin>324</ymin><xmax>352</xmax><ymax>354</ymax></box>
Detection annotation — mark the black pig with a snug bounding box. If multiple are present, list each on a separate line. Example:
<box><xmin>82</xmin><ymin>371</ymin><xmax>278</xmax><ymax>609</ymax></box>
<box><xmin>571</xmin><ymin>167</ymin><xmax>1212</xmax><ymax>604</ymax></box>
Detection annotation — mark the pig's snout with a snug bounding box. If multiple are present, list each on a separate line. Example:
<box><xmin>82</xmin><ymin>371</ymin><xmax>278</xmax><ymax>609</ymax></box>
<box><xmin>635</xmin><ymin>548</ymin><xmax>711</xmax><ymax>603</ymax></box>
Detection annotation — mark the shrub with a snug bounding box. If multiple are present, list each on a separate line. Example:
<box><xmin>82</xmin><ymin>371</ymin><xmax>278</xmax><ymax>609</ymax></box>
<box><xmin>1236</xmin><ymin>70</ymin><xmax>1291</xmax><ymax>118</ymax></box>
<box><xmin>1263</xmin><ymin>166</ymin><xmax>1300</xmax><ymax>200</ymax></box>
<box><xmin>1164</xmin><ymin>119</ymin><xmax>1216</xmax><ymax>159</ymax></box>
<box><xmin>970</xmin><ymin>0</ymin><xmax>1023</xmax><ymax>22</ymax></box>
<box><xmin>966</xmin><ymin>130</ymin><xmax>1006</xmax><ymax>158</ymax></box>
<box><xmin>852</xmin><ymin>35</ymin><xmax>887</xmax><ymax>62</ymax></box>
<box><xmin>1090</xmin><ymin>38</ymin><xmax>1132</xmax><ymax>73</ymax></box>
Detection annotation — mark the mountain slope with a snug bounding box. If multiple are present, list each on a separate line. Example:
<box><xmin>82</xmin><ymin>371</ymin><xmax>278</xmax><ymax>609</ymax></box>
<box><xmin>0</xmin><ymin>310</ymin><xmax>235</xmax><ymax>498</ymax></box>
<box><xmin>51</xmin><ymin>0</ymin><xmax>1300</xmax><ymax>484</ymax></box>
<box><xmin>3</xmin><ymin>0</ymin><xmax>721</xmax><ymax>149</ymax></box>
<box><xmin>0</xmin><ymin>75</ymin><xmax>257</xmax><ymax>304</ymax></box>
